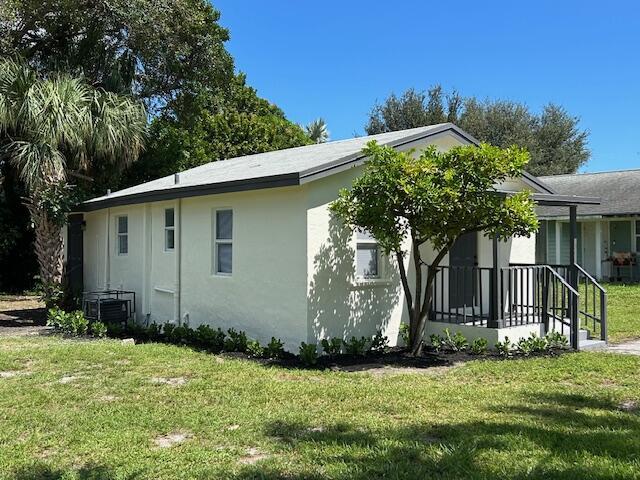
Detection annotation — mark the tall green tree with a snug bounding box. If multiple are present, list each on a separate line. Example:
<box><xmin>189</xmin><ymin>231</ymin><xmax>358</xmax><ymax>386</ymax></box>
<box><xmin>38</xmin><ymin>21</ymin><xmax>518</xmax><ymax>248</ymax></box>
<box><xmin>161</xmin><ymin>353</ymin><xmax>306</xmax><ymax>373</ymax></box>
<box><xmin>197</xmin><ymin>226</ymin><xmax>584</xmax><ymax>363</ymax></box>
<box><xmin>0</xmin><ymin>0</ymin><xmax>233</xmax><ymax>110</ymax></box>
<box><xmin>365</xmin><ymin>86</ymin><xmax>590</xmax><ymax>175</ymax></box>
<box><xmin>121</xmin><ymin>74</ymin><xmax>311</xmax><ymax>186</ymax></box>
<box><xmin>0</xmin><ymin>59</ymin><xmax>146</xmax><ymax>293</ymax></box>
<box><xmin>331</xmin><ymin>142</ymin><xmax>538</xmax><ymax>355</ymax></box>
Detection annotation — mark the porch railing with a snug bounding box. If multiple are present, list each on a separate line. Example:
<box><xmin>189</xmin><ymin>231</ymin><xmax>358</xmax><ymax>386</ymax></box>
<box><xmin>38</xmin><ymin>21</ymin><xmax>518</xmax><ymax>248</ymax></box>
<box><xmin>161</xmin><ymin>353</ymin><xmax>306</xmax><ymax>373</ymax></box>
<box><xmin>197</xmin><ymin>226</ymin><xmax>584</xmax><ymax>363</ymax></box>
<box><xmin>428</xmin><ymin>263</ymin><xmax>606</xmax><ymax>347</ymax></box>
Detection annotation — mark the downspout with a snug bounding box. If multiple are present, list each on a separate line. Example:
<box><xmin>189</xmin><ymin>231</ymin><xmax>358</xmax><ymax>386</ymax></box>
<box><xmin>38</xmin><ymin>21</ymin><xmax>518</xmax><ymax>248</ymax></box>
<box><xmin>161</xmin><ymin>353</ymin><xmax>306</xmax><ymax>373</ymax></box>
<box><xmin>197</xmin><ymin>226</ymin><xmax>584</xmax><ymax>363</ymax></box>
<box><xmin>105</xmin><ymin>207</ymin><xmax>111</xmax><ymax>290</ymax></box>
<box><xmin>174</xmin><ymin>197</ymin><xmax>182</xmax><ymax>325</ymax></box>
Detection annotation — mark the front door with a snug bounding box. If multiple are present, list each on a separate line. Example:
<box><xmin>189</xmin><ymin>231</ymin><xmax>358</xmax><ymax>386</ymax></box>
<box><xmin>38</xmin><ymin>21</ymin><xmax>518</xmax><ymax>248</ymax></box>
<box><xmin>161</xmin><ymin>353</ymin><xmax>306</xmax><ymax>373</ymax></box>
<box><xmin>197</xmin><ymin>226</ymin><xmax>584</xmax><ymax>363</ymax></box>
<box><xmin>449</xmin><ymin>232</ymin><xmax>477</xmax><ymax>309</ymax></box>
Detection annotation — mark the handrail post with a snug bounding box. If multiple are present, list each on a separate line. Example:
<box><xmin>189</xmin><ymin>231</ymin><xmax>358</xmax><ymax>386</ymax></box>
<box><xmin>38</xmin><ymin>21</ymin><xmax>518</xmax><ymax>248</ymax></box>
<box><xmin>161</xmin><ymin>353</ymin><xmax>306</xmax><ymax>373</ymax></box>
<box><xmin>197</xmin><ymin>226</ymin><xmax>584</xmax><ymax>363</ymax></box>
<box><xmin>542</xmin><ymin>267</ymin><xmax>550</xmax><ymax>334</ymax></box>
<box><xmin>488</xmin><ymin>237</ymin><xmax>502</xmax><ymax>328</ymax></box>
<box><xmin>569</xmin><ymin>206</ymin><xmax>579</xmax><ymax>350</ymax></box>
<box><xmin>601</xmin><ymin>291</ymin><xmax>608</xmax><ymax>342</ymax></box>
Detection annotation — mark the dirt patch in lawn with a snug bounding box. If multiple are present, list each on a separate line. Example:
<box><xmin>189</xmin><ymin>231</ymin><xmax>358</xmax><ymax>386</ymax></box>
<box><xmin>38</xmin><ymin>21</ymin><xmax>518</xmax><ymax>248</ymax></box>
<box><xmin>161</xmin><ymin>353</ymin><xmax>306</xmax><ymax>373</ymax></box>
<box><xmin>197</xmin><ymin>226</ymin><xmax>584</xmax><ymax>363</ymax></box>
<box><xmin>150</xmin><ymin>376</ymin><xmax>187</xmax><ymax>387</ymax></box>
<box><xmin>153</xmin><ymin>431</ymin><xmax>193</xmax><ymax>448</ymax></box>
<box><xmin>238</xmin><ymin>447</ymin><xmax>270</xmax><ymax>465</ymax></box>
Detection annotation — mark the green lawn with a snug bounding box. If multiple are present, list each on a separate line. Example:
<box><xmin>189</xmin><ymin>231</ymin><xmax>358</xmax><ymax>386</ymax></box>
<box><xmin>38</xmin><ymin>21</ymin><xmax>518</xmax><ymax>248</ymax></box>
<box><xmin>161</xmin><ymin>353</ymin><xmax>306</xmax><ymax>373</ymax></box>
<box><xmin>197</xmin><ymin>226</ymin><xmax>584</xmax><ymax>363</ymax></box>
<box><xmin>1</xmin><ymin>336</ymin><xmax>640</xmax><ymax>479</ymax></box>
<box><xmin>604</xmin><ymin>283</ymin><xmax>640</xmax><ymax>343</ymax></box>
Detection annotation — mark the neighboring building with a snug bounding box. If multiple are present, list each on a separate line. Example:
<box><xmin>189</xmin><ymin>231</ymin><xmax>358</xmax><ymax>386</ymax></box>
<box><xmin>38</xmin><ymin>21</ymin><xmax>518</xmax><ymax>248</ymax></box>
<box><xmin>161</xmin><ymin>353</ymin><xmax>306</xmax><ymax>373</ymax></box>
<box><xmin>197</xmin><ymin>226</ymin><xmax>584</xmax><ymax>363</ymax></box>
<box><xmin>537</xmin><ymin>170</ymin><xmax>640</xmax><ymax>282</ymax></box>
<box><xmin>71</xmin><ymin>124</ymin><xmax>604</xmax><ymax>350</ymax></box>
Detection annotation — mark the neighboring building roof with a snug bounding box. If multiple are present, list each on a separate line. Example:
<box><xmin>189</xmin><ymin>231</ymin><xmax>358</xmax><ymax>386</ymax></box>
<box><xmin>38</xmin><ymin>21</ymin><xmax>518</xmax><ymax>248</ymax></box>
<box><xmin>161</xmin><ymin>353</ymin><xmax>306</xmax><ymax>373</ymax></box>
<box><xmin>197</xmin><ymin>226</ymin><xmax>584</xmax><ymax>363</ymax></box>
<box><xmin>80</xmin><ymin>122</ymin><xmax>592</xmax><ymax>212</ymax></box>
<box><xmin>537</xmin><ymin>169</ymin><xmax>640</xmax><ymax>218</ymax></box>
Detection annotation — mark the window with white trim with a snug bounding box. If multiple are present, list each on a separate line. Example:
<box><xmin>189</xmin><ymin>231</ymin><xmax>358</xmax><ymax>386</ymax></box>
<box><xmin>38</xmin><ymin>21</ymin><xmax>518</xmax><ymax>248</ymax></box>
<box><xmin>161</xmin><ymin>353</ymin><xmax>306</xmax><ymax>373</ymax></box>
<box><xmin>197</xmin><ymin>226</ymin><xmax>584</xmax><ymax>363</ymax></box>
<box><xmin>356</xmin><ymin>230</ymin><xmax>379</xmax><ymax>278</ymax></box>
<box><xmin>117</xmin><ymin>215</ymin><xmax>128</xmax><ymax>255</ymax></box>
<box><xmin>636</xmin><ymin>220</ymin><xmax>640</xmax><ymax>252</ymax></box>
<box><xmin>214</xmin><ymin>209</ymin><xmax>233</xmax><ymax>275</ymax></box>
<box><xmin>164</xmin><ymin>208</ymin><xmax>175</xmax><ymax>251</ymax></box>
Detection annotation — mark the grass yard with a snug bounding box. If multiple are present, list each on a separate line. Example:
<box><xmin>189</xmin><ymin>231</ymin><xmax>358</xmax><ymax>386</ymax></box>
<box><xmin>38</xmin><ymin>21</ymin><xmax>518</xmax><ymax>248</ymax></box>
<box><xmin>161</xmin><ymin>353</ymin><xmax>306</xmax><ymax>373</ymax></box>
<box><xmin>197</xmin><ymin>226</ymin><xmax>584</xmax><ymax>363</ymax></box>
<box><xmin>1</xmin><ymin>336</ymin><xmax>640</xmax><ymax>479</ymax></box>
<box><xmin>605</xmin><ymin>283</ymin><xmax>640</xmax><ymax>343</ymax></box>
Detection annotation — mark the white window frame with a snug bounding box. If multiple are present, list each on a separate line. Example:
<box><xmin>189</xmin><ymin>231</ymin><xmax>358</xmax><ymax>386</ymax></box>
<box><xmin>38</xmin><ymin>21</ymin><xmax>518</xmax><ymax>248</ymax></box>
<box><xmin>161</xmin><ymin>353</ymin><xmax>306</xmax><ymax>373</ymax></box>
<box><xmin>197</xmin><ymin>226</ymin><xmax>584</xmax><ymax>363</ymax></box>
<box><xmin>213</xmin><ymin>209</ymin><xmax>233</xmax><ymax>276</ymax></box>
<box><xmin>164</xmin><ymin>208</ymin><xmax>175</xmax><ymax>252</ymax></box>
<box><xmin>116</xmin><ymin>215</ymin><xmax>128</xmax><ymax>256</ymax></box>
<box><xmin>355</xmin><ymin>230</ymin><xmax>381</xmax><ymax>280</ymax></box>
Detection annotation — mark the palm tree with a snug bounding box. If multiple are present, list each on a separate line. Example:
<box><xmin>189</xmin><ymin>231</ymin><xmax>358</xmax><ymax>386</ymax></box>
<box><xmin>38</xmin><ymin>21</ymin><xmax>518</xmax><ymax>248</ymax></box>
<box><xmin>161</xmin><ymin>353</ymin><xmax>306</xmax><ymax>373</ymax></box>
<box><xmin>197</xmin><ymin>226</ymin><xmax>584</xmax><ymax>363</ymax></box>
<box><xmin>0</xmin><ymin>58</ymin><xmax>146</xmax><ymax>293</ymax></box>
<box><xmin>304</xmin><ymin>118</ymin><xmax>329</xmax><ymax>144</ymax></box>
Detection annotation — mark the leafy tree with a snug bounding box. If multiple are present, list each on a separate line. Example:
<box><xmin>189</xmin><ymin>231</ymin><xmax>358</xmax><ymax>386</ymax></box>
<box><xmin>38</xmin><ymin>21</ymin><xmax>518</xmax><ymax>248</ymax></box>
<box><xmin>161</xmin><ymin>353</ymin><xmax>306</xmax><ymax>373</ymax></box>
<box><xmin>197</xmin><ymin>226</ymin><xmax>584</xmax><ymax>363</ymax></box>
<box><xmin>121</xmin><ymin>75</ymin><xmax>310</xmax><ymax>186</ymax></box>
<box><xmin>331</xmin><ymin>142</ymin><xmax>538</xmax><ymax>355</ymax></box>
<box><xmin>304</xmin><ymin>118</ymin><xmax>330</xmax><ymax>144</ymax></box>
<box><xmin>0</xmin><ymin>0</ymin><xmax>233</xmax><ymax>110</ymax></box>
<box><xmin>365</xmin><ymin>86</ymin><xmax>589</xmax><ymax>175</ymax></box>
<box><xmin>0</xmin><ymin>58</ymin><xmax>146</xmax><ymax>294</ymax></box>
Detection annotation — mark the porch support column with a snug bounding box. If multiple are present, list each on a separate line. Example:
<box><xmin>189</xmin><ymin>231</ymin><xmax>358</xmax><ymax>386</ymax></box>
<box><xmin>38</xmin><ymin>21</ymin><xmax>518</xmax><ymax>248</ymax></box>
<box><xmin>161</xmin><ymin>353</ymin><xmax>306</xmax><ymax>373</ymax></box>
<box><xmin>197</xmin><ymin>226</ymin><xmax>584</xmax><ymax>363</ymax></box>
<box><xmin>595</xmin><ymin>221</ymin><xmax>602</xmax><ymax>280</ymax></box>
<box><xmin>569</xmin><ymin>205</ymin><xmax>579</xmax><ymax>349</ymax></box>
<box><xmin>488</xmin><ymin>236</ymin><xmax>503</xmax><ymax>328</ymax></box>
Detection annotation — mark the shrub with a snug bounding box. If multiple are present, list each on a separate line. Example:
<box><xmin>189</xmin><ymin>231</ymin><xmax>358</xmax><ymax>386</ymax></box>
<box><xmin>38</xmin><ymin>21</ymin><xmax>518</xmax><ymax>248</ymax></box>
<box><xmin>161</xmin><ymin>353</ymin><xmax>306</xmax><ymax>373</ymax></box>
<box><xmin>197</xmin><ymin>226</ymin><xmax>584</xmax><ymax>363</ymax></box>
<box><xmin>265</xmin><ymin>337</ymin><xmax>285</xmax><ymax>359</ymax></box>
<box><xmin>321</xmin><ymin>337</ymin><xmax>342</xmax><ymax>356</ymax></box>
<box><xmin>370</xmin><ymin>330</ymin><xmax>389</xmax><ymax>353</ymax></box>
<box><xmin>68</xmin><ymin>311</ymin><xmax>88</xmax><ymax>335</ymax></box>
<box><xmin>528</xmin><ymin>333</ymin><xmax>547</xmax><ymax>353</ymax></box>
<box><xmin>246</xmin><ymin>339</ymin><xmax>264</xmax><ymax>358</ymax></box>
<box><xmin>443</xmin><ymin>328</ymin><xmax>468</xmax><ymax>352</ymax></box>
<box><xmin>163</xmin><ymin>323</ymin><xmax>176</xmax><ymax>339</ymax></box>
<box><xmin>195</xmin><ymin>325</ymin><xmax>226</xmax><ymax>352</ymax></box>
<box><xmin>36</xmin><ymin>280</ymin><xmax>64</xmax><ymax>309</ymax></box>
<box><xmin>344</xmin><ymin>336</ymin><xmax>369</xmax><ymax>356</ymax></box>
<box><xmin>516</xmin><ymin>337</ymin><xmax>534</xmax><ymax>356</ymax></box>
<box><xmin>399</xmin><ymin>323</ymin><xmax>410</xmax><ymax>346</ymax></box>
<box><xmin>429</xmin><ymin>334</ymin><xmax>444</xmax><ymax>352</ymax></box>
<box><xmin>470</xmin><ymin>337</ymin><xmax>488</xmax><ymax>355</ymax></box>
<box><xmin>147</xmin><ymin>323</ymin><xmax>162</xmax><ymax>341</ymax></box>
<box><xmin>47</xmin><ymin>307</ymin><xmax>67</xmax><ymax>330</ymax></box>
<box><xmin>90</xmin><ymin>321</ymin><xmax>108</xmax><ymax>338</ymax></box>
<box><xmin>224</xmin><ymin>328</ymin><xmax>248</xmax><ymax>352</ymax></box>
<box><xmin>545</xmin><ymin>331</ymin><xmax>569</xmax><ymax>349</ymax></box>
<box><xmin>299</xmin><ymin>342</ymin><xmax>318</xmax><ymax>366</ymax></box>
<box><xmin>106</xmin><ymin>322</ymin><xmax>124</xmax><ymax>338</ymax></box>
<box><xmin>167</xmin><ymin>325</ymin><xmax>191</xmax><ymax>344</ymax></box>
<box><xmin>495</xmin><ymin>337</ymin><xmax>513</xmax><ymax>357</ymax></box>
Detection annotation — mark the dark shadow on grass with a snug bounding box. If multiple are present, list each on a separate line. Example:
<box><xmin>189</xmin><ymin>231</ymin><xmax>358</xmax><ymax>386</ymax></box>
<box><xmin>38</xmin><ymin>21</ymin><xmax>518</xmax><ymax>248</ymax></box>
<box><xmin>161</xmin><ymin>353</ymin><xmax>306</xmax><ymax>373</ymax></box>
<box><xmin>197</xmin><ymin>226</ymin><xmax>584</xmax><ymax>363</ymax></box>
<box><xmin>227</xmin><ymin>393</ymin><xmax>640</xmax><ymax>480</ymax></box>
<box><xmin>0</xmin><ymin>307</ymin><xmax>47</xmax><ymax>327</ymax></box>
<box><xmin>12</xmin><ymin>462</ymin><xmax>141</xmax><ymax>480</ymax></box>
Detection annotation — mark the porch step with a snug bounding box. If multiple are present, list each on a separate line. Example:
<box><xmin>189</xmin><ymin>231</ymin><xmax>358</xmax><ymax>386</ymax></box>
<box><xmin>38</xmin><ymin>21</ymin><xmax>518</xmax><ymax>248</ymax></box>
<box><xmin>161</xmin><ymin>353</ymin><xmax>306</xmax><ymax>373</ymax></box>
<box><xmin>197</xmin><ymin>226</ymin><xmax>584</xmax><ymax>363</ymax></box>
<box><xmin>579</xmin><ymin>339</ymin><xmax>607</xmax><ymax>351</ymax></box>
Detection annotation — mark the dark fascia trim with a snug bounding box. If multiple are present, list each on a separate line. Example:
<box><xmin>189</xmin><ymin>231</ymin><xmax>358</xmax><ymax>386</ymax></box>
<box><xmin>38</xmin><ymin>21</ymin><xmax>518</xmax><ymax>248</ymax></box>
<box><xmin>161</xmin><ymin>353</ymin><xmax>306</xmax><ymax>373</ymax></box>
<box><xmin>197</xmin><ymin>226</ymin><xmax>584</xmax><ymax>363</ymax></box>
<box><xmin>539</xmin><ymin>211</ymin><xmax>640</xmax><ymax>219</ymax></box>
<box><xmin>531</xmin><ymin>193</ymin><xmax>601</xmax><ymax>206</ymax></box>
<box><xmin>77</xmin><ymin>173</ymin><xmax>300</xmax><ymax>212</ymax></box>
<box><xmin>298</xmin><ymin>124</ymin><xmax>478</xmax><ymax>183</ymax></box>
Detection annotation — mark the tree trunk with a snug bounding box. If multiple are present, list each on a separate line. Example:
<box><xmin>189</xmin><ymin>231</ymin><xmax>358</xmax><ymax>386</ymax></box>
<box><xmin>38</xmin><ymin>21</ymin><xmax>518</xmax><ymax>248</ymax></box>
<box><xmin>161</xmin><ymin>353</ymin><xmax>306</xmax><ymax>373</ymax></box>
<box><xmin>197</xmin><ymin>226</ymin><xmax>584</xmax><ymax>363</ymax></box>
<box><xmin>26</xmin><ymin>200</ymin><xmax>64</xmax><ymax>287</ymax></box>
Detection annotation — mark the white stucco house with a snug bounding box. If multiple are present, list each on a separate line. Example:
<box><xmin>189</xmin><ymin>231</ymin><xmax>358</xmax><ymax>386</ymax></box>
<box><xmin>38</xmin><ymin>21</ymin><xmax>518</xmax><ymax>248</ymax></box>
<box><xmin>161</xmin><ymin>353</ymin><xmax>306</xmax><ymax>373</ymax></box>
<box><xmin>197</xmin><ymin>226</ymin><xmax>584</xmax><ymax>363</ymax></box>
<box><xmin>69</xmin><ymin>123</ymin><xmax>606</xmax><ymax>350</ymax></box>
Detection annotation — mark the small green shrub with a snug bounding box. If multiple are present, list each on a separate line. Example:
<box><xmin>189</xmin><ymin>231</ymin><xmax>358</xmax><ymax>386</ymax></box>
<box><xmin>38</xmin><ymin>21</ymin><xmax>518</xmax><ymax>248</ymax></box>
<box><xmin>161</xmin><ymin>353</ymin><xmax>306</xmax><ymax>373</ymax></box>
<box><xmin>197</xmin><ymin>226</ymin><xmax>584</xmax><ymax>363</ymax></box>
<box><xmin>36</xmin><ymin>280</ymin><xmax>64</xmax><ymax>308</ymax></box>
<box><xmin>168</xmin><ymin>325</ymin><xmax>191</xmax><ymax>344</ymax></box>
<box><xmin>443</xmin><ymin>328</ymin><xmax>468</xmax><ymax>352</ymax></box>
<box><xmin>163</xmin><ymin>323</ymin><xmax>176</xmax><ymax>339</ymax></box>
<box><xmin>106</xmin><ymin>322</ymin><xmax>124</xmax><ymax>337</ymax></box>
<box><xmin>399</xmin><ymin>323</ymin><xmax>410</xmax><ymax>346</ymax></box>
<box><xmin>344</xmin><ymin>336</ymin><xmax>369</xmax><ymax>356</ymax></box>
<box><xmin>195</xmin><ymin>325</ymin><xmax>226</xmax><ymax>352</ymax></box>
<box><xmin>429</xmin><ymin>334</ymin><xmax>444</xmax><ymax>352</ymax></box>
<box><xmin>495</xmin><ymin>337</ymin><xmax>513</xmax><ymax>357</ymax></box>
<box><xmin>90</xmin><ymin>321</ymin><xmax>108</xmax><ymax>338</ymax></box>
<box><xmin>299</xmin><ymin>342</ymin><xmax>318</xmax><ymax>366</ymax></box>
<box><xmin>528</xmin><ymin>333</ymin><xmax>547</xmax><ymax>353</ymax></box>
<box><xmin>147</xmin><ymin>323</ymin><xmax>162</xmax><ymax>341</ymax></box>
<box><xmin>68</xmin><ymin>311</ymin><xmax>88</xmax><ymax>335</ymax></box>
<box><xmin>545</xmin><ymin>331</ymin><xmax>569</xmax><ymax>349</ymax></box>
<box><xmin>370</xmin><ymin>330</ymin><xmax>389</xmax><ymax>353</ymax></box>
<box><xmin>224</xmin><ymin>328</ymin><xmax>248</xmax><ymax>352</ymax></box>
<box><xmin>321</xmin><ymin>337</ymin><xmax>342</xmax><ymax>356</ymax></box>
<box><xmin>265</xmin><ymin>337</ymin><xmax>285</xmax><ymax>359</ymax></box>
<box><xmin>246</xmin><ymin>339</ymin><xmax>264</xmax><ymax>357</ymax></box>
<box><xmin>470</xmin><ymin>337</ymin><xmax>488</xmax><ymax>355</ymax></box>
<box><xmin>46</xmin><ymin>307</ymin><xmax>66</xmax><ymax>330</ymax></box>
<box><xmin>516</xmin><ymin>337</ymin><xmax>534</xmax><ymax>356</ymax></box>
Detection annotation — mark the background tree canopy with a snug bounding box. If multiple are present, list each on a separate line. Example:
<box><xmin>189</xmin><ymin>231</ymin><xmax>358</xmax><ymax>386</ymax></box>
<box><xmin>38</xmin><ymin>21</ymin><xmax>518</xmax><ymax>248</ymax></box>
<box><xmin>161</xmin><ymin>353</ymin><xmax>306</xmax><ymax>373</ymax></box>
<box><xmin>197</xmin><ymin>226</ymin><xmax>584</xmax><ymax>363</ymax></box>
<box><xmin>0</xmin><ymin>0</ymin><xmax>311</xmax><ymax>291</ymax></box>
<box><xmin>365</xmin><ymin>86</ymin><xmax>590</xmax><ymax>176</ymax></box>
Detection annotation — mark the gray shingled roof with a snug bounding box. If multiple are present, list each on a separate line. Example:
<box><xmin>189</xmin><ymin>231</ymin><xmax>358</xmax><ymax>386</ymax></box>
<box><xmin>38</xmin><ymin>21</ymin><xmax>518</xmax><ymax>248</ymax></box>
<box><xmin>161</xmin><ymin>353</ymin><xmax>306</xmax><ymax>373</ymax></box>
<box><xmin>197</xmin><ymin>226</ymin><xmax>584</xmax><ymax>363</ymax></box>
<box><xmin>82</xmin><ymin>123</ymin><xmax>476</xmax><ymax>210</ymax></box>
<box><xmin>537</xmin><ymin>169</ymin><xmax>640</xmax><ymax>218</ymax></box>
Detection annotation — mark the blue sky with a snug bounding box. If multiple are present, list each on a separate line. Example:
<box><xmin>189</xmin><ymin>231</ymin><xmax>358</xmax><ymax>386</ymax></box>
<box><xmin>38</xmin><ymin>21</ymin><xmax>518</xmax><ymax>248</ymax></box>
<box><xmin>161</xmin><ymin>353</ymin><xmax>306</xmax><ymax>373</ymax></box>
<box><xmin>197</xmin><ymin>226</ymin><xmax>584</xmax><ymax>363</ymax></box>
<box><xmin>214</xmin><ymin>1</ymin><xmax>640</xmax><ymax>172</ymax></box>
